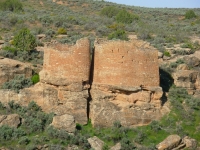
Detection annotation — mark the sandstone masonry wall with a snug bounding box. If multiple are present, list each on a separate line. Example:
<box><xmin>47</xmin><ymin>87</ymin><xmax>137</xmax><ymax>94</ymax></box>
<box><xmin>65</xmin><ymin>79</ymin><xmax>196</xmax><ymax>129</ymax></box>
<box><xmin>90</xmin><ymin>39</ymin><xmax>165</xmax><ymax>127</ymax></box>
<box><xmin>93</xmin><ymin>39</ymin><xmax>159</xmax><ymax>87</ymax></box>
<box><xmin>40</xmin><ymin>38</ymin><xmax>91</xmax><ymax>86</ymax></box>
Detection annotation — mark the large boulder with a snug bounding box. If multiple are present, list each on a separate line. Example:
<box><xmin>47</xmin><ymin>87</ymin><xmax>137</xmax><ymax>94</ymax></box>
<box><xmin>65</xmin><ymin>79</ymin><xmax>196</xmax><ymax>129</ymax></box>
<box><xmin>51</xmin><ymin>114</ymin><xmax>76</xmax><ymax>133</ymax></box>
<box><xmin>183</xmin><ymin>136</ymin><xmax>197</xmax><ymax>149</ymax></box>
<box><xmin>172</xmin><ymin>70</ymin><xmax>200</xmax><ymax>89</ymax></box>
<box><xmin>0</xmin><ymin>114</ymin><xmax>21</xmax><ymax>128</ymax></box>
<box><xmin>0</xmin><ymin>58</ymin><xmax>32</xmax><ymax>87</ymax></box>
<box><xmin>90</xmin><ymin>39</ymin><xmax>166</xmax><ymax>127</ymax></box>
<box><xmin>156</xmin><ymin>135</ymin><xmax>181</xmax><ymax>150</ymax></box>
<box><xmin>88</xmin><ymin>136</ymin><xmax>104</xmax><ymax>150</ymax></box>
<box><xmin>183</xmin><ymin>56</ymin><xmax>200</xmax><ymax>67</ymax></box>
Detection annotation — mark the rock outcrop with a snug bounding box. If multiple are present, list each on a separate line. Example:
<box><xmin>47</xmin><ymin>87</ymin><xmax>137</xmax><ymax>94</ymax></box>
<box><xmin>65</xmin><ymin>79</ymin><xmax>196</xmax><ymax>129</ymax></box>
<box><xmin>90</xmin><ymin>39</ymin><xmax>165</xmax><ymax>127</ymax></box>
<box><xmin>0</xmin><ymin>58</ymin><xmax>32</xmax><ymax>87</ymax></box>
<box><xmin>51</xmin><ymin>114</ymin><xmax>76</xmax><ymax>133</ymax></box>
<box><xmin>87</xmin><ymin>136</ymin><xmax>104</xmax><ymax>150</ymax></box>
<box><xmin>156</xmin><ymin>135</ymin><xmax>198</xmax><ymax>150</ymax></box>
<box><xmin>0</xmin><ymin>114</ymin><xmax>21</xmax><ymax>128</ymax></box>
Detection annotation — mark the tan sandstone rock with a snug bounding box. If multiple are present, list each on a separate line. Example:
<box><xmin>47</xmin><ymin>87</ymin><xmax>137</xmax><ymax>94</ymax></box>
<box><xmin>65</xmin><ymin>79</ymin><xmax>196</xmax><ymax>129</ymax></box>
<box><xmin>183</xmin><ymin>136</ymin><xmax>197</xmax><ymax>149</ymax></box>
<box><xmin>176</xmin><ymin>64</ymin><xmax>189</xmax><ymax>70</ymax></box>
<box><xmin>0</xmin><ymin>114</ymin><xmax>21</xmax><ymax>128</ymax></box>
<box><xmin>0</xmin><ymin>40</ymin><xmax>5</xmax><ymax>44</ymax></box>
<box><xmin>0</xmin><ymin>58</ymin><xmax>32</xmax><ymax>87</ymax></box>
<box><xmin>51</xmin><ymin>114</ymin><xmax>76</xmax><ymax>133</ymax></box>
<box><xmin>88</xmin><ymin>136</ymin><xmax>104</xmax><ymax>150</ymax></box>
<box><xmin>110</xmin><ymin>143</ymin><xmax>121</xmax><ymax>150</ymax></box>
<box><xmin>90</xmin><ymin>39</ymin><xmax>165</xmax><ymax>127</ymax></box>
<box><xmin>156</xmin><ymin>134</ymin><xmax>181</xmax><ymax>150</ymax></box>
<box><xmin>172</xmin><ymin>70</ymin><xmax>200</xmax><ymax>89</ymax></box>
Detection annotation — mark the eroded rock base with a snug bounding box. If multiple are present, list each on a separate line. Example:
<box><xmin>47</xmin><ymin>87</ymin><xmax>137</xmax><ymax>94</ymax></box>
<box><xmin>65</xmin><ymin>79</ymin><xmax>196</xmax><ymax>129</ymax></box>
<box><xmin>0</xmin><ymin>82</ymin><xmax>88</xmax><ymax>124</ymax></box>
<box><xmin>90</xmin><ymin>84</ymin><xmax>166</xmax><ymax>127</ymax></box>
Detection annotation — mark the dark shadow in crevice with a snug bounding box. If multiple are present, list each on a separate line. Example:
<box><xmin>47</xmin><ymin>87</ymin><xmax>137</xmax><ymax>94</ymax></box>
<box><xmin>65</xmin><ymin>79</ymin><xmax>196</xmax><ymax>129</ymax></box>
<box><xmin>159</xmin><ymin>68</ymin><xmax>174</xmax><ymax>106</ymax></box>
<box><xmin>87</xmin><ymin>47</ymin><xmax>95</xmax><ymax>120</ymax></box>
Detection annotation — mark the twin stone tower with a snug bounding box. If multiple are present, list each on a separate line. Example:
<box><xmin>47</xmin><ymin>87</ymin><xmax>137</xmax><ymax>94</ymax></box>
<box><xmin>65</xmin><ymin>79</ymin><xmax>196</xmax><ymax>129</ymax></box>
<box><xmin>2</xmin><ymin>38</ymin><xmax>167</xmax><ymax>127</ymax></box>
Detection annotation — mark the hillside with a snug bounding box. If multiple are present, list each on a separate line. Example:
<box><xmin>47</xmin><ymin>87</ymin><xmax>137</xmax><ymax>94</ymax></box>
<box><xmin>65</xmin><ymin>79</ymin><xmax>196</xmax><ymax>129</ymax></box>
<box><xmin>0</xmin><ymin>0</ymin><xmax>200</xmax><ymax>150</ymax></box>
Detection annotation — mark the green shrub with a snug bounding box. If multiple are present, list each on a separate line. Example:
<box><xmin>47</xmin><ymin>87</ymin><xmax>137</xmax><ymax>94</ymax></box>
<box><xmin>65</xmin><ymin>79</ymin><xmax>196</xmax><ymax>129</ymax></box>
<box><xmin>116</xmin><ymin>9</ymin><xmax>138</xmax><ymax>24</ymax></box>
<box><xmin>2</xmin><ymin>46</ymin><xmax>17</xmax><ymax>54</ymax></box>
<box><xmin>0</xmin><ymin>125</ymin><xmax>14</xmax><ymax>141</ymax></box>
<box><xmin>185</xmin><ymin>10</ymin><xmax>196</xmax><ymax>19</ymax></box>
<box><xmin>31</xmin><ymin>74</ymin><xmax>39</xmax><ymax>84</ymax></box>
<box><xmin>100</xmin><ymin>6</ymin><xmax>119</xmax><ymax>18</ymax></box>
<box><xmin>2</xmin><ymin>74</ymin><xmax>33</xmax><ymax>93</ymax></box>
<box><xmin>0</xmin><ymin>0</ymin><xmax>23</xmax><ymax>12</ymax></box>
<box><xmin>163</xmin><ymin>51</ymin><xmax>171</xmax><ymax>57</ymax></box>
<box><xmin>13</xmin><ymin>28</ymin><xmax>37</xmax><ymax>51</ymax></box>
<box><xmin>181</xmin><ymin>42</ymin><xmax>194</xmax><ymax>49</ymax></box>
<box><xmin>121</xmin><ymin>138</ymin><xmax>136</xmax><ymax>150</ymax></box>
<box><xmin>57</xmin><ymin>27</ymin><xmax>67</xmax><ymax>34</ymax></box>
<box><xmin>18</xmin><ymin>136</ymin><xmax>30</xmax><ymax>145</ymax></box>
<box><xmin>108</xmin><ymin>29</ymin><xmax>128</xmax><ymax>40</ymax></box>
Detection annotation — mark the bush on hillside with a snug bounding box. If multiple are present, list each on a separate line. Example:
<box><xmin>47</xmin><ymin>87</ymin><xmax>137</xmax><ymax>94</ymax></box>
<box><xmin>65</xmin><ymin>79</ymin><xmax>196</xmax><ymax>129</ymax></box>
<box><xmin>108</xmin><ymin>29</ymin><xmax>128</xmax><ymax>40</ymax></box>
<box><xmin>116</xmin><ymin>9</ymin><xmax>139</xmax><ymax>24</ymax></box>
<box><xmin>100</xmin><ymin>6</ymin><xmax>119</xmax><ymax>18</ymax></box>
<box><xmin>57</xmin><ymin>27</ymin><xmax>67</xmax><ymax>35</ymax></box>
<box><xmin>0</xmin><ymin>0</ymin><xmax>23</xmax><ymax>12</ymax></box>
<box><xmin>31</xmin><ymin>74</ymin><xmax>39</xmax><ymax>84</ymax></box>
<box><xmin>100</xmin><ymin>6</ymin><xmax>139</xmax><ymax>24</ymax></box>
<box><xmin>13</xmin><ymin>28</ymin><xmax>37</xmax><ymax>51</ymax></box>
<box><xmin>2</xmin><ymin>75</ymin><xmax>33</xmax><ymax>93</ymax></box>
<box><xmin>185</xmin><ymin>10</ymin><xmax>196</xmax><ymax>19</ymax></box>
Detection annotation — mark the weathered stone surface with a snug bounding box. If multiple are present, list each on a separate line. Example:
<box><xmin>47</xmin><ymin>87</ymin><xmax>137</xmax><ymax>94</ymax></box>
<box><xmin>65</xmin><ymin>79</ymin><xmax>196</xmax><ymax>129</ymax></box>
<box><xmin>156</xmin><ymin>135</ymin><xmax>181</xmax><ymax>150</ymax></box>
<box><xmin>0</xmin><ymin>82</ymin><xmax>88</xmax><ymax>124</ymax></box>
<box><xmin>158</xmin><ymin>51</ymin><xmax>163</xmax><ymax>59</ymax></box>
<box><xmin>183</xmin><ymin>136</ymin><xmax>197</xmax><ymax>149</ymax></box>
<box><xmin>172</xmin><ymin>70</ymin><xmax>200</xmax><ymax>90</ymax></box>
<box><xmin>51</xmin><ymin>114</ymin><xmax>76</xmax><ymax>133</ymax></box>
<box><xmin>176</xmin><ymin>64</ymin><xmax>189</xmax><ymax>70</ymax></box>
<box><xmin>90</xmin><ymin>39</ymin><xmax>165</xmax><ymax>127</ymax></box>
<box><xmin>93</xmin><ymin>39</ymin><xmax>159</xmax><ymax>87</ymax></box>
<box><xmin>0</xmin><ymin>58</ymin><xmax>32</xmax><ymax>87</ymax></box>
<box><xmin>0</xmin><ymin>114</ymin><xmax>20</xmax><ymax>128</ymax></box>
<box><xmin>88</xmin><ymin>136</ymin><xmax>104</xmax><ymax>150</ymax></box>
<box><xmin>0</xmin><ymin>40</ymin><xmax>5</xmax><ymax>44</ymax></box>
<box><xmin>110</xmin><ymin>143</ymin><xmax>121</xmax><ymax>150</ymax></box>
<box><xmin>39</xmin><ymin>38</ymin><xmax>90</xmax><ymax>86</ymax></box>
<box><xmin>183</xmin><ymin>56</ymin><xmax>200</xmax><ymax>67</ymax></box>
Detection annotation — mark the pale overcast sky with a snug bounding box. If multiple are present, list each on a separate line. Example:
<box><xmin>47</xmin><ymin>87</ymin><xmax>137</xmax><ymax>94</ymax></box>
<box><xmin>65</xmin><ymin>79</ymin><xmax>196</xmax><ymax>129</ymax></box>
<box><xmin>106</xmin><ymin>0</ymin><xmax>200</xmax><ymax>8</ymax></box>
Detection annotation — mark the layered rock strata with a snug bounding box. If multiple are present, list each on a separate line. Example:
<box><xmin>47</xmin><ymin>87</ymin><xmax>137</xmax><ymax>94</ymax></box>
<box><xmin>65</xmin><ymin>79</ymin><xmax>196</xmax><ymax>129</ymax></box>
<box><xmin>90</xmin><ymin>39</ymin><xmax>164</xmax><ymax>127</ymax></box>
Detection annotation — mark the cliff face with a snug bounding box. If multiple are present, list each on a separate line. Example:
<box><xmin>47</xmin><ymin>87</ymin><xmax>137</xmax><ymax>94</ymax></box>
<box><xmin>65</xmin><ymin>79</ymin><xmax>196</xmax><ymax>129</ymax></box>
<box><xmin>90</xmin><ymin>39</ymin><xmax>164</xmax><ymax>127</ymax></box>
<box><xmin>0</xmin><ymin>38</ymin><xmax>168</xmax><ymax>127</ymax></box>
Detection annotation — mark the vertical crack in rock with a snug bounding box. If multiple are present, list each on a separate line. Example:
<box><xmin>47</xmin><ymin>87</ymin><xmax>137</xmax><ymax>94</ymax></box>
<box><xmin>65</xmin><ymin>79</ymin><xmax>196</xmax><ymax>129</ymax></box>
<box><xmin>87</xmin><ymin>47</ymin><xmax>95</xmax><ymax>120</ymax></box>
